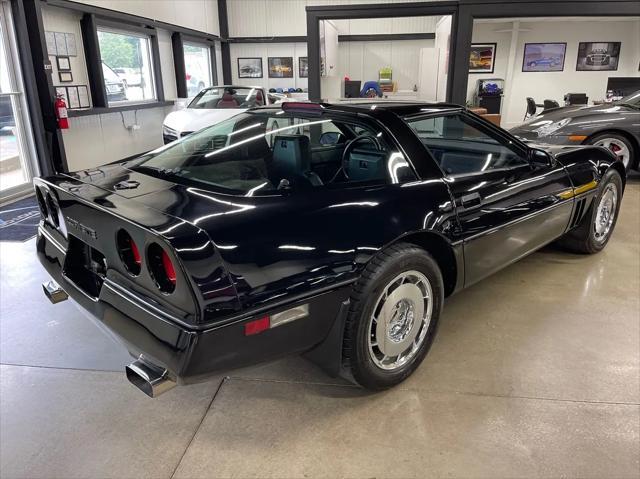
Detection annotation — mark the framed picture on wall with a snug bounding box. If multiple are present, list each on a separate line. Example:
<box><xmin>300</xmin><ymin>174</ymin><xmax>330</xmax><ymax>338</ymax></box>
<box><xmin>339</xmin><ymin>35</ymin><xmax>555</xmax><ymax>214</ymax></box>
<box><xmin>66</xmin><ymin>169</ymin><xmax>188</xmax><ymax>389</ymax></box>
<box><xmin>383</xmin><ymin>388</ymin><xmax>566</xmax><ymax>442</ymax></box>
<box><xmin>576</xmin><ymin>42</ymin><xmax>621</xmax><ymax>71</ymax></box>
<box><xmin>58</xmin><ymin>71</ymin><xmax>73</xmax><ymax>82</ymax></box>
<box><xmin>299</xmin><ymin>57</ymin><xmax>308</xmax><ymax>78</ymax></box>
<box><xmin>56</xmin><ymin>56</ymin><xmax>71</xmax><ymax>71</ymax></box>
<box><xmin>268</xmin><ymin>57</ymin><xmax>293</xmax><ymax>78</ymax></box>
<box><xmin>522</xmin><ymin>43</ymin><xmax>566</xmax><ymax>72</ymax></box>
<box><xmin>238</xmin><ymin>57</ymin><xmax>263</xmax><ymax>78</ymax></box>
<box><xmin>469</xmin><ymin>43</ymin><xmax>496</xmax><ymax>74</ymax></box>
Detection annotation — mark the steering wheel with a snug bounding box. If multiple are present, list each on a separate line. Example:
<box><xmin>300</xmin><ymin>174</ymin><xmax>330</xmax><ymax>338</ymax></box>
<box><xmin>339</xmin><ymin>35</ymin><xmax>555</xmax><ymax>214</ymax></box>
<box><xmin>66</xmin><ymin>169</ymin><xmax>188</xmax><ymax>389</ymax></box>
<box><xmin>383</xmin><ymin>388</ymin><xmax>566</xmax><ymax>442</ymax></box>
<box><xmin>335</xmin><ymin>135</ymin><xmax>382</xmax><ymax>181</ymax></box>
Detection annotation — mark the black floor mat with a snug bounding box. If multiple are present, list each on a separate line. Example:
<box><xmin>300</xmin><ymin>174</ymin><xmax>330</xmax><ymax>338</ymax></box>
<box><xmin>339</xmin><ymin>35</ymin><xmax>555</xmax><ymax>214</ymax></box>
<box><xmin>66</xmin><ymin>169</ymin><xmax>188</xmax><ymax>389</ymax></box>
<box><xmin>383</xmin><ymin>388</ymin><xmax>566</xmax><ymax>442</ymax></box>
<box><xmin>0</xmin><ymin>196</ymin><xmax>40</xmax><ymax>242</ymax></box>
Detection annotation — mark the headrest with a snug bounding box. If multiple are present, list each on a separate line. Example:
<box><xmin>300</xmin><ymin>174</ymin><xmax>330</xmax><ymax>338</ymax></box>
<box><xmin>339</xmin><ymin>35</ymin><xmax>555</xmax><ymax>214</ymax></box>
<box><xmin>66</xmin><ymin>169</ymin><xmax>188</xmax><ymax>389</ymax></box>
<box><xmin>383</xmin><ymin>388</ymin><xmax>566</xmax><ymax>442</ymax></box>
<box><xmin>272</xmin><ymin>135</ymin><xmax>311</xmax><ymax>176</ymax></box>
<box><xmin>222</xmin><ymin>92</ymin><xmax>234</xmax><ymax>101</ymax></box>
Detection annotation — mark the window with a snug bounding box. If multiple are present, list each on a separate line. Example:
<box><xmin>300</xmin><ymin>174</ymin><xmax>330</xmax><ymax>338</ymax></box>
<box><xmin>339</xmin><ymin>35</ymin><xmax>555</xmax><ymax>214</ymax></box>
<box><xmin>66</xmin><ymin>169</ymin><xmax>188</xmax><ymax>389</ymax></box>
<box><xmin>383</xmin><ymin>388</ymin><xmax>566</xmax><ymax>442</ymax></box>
<box><xmin>184</xmin><ymin>42</ymin><xmax>213</xmax><ymax>97</ymax></box>
<box><xmin>97</xmin><ymin>29</ymin><xmax>156</xmax><ymax>106</ymax></box>
<box><xmin>406</xmin><ymin>114</ymin><xmax>528</xmax><ymax>176</ymax></box>
<box><xmin>188</xmin><ymin>87</ymin><xmax>265</xmax><ymax>110</ymax></box>
<box><xmin>131</xmin><ymin>110</ymin><xmax>415</xmax><ymax>195</ymax></box>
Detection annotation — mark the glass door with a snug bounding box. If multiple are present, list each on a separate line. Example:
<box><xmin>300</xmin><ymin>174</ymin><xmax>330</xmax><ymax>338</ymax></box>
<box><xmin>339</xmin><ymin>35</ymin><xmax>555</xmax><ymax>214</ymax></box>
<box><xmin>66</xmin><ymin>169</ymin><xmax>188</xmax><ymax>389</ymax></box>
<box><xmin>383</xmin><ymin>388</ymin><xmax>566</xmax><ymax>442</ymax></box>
<box><xmin>0</xmin><ymin>1</ymin><xmax>38</xmax><ymax>203</ymax></box>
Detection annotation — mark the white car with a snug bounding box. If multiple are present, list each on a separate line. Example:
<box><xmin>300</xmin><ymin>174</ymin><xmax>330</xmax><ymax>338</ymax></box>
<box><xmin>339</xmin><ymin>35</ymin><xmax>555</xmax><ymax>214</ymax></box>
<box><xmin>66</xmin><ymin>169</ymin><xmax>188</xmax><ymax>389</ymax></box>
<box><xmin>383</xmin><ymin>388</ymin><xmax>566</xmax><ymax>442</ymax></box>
<box><xmin>162</xmin><ymin>86</ymin><xmax>283</xmax><ymax>144</ymax></box>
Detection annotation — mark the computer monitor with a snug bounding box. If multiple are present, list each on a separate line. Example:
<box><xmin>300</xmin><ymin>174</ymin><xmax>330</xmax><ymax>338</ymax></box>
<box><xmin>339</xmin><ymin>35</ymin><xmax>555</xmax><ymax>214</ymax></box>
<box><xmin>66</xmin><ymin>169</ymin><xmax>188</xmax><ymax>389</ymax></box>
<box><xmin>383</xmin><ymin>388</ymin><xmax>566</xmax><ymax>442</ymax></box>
<box><xmin>606</xmin><ymin>77</ymin><xmax>640</xmax><ymax>97</ymax></box>
<box><xmin>344</xmin><ymin>80</ymin><xmax>362</xmax><ymax>98</ymax></box>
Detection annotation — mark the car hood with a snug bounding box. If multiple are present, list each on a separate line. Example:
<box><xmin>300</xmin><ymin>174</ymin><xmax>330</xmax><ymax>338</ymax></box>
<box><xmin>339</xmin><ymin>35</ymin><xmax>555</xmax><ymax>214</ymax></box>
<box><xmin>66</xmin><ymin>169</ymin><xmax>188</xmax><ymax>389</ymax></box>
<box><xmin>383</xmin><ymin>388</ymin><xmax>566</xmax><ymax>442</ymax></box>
<box><xmin>512</xmin><ymin>103</ymin><xmax>637</xmax><ymax>133</ymax></box>
<box><xmin>163</xmin><ymin>108</ymin><xmax>247</xmax><ymax>133</ymax></box>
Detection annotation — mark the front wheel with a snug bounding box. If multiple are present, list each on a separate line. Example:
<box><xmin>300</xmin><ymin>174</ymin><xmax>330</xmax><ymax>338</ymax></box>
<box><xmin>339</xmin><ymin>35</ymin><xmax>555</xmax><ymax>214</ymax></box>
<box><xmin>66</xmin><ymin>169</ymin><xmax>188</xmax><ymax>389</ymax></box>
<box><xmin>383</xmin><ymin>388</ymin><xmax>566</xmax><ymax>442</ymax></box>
<box><xmin>559</xmin><ymin>169</ymin><xmax>623</xmax><ymax>254</ymax></box>
<box><xmin>588</xmin><ymin>133</ymin><xmax>635</xmax><ymax>172</ymax></box>
<box><xmin>343</xmin><ymin>243</ymin><xmax>444</xmax><ymax>390</ymax></box>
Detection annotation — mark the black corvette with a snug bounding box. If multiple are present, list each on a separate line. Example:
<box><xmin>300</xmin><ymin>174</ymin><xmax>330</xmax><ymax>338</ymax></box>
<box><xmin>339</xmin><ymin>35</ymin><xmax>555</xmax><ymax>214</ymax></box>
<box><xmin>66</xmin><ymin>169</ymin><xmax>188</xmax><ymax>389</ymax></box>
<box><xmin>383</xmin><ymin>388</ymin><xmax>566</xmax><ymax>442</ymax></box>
<box><xmin>35</xmin><ymin>101</ymin><xmax>625</xmax><ymax>397</ymax></box>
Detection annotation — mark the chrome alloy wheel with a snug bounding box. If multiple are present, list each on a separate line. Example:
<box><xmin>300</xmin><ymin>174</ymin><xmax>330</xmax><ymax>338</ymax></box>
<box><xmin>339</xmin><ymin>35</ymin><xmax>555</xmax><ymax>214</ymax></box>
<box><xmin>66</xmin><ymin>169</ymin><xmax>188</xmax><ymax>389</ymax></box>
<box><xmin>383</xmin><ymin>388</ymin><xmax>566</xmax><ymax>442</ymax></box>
<box><xmin>593</xmin><ymin>183</ymin><xmax>618</xmax><ymax>243</ymax></box>
<box><xmin>367</xmin><ymin>270</ymin><xmax>433</xmax><ymax>371</ymax></box>
<box><xmin>595</xmin><ymin>138</ymin><xmax>631</xmax><ymax>169</ymax></box>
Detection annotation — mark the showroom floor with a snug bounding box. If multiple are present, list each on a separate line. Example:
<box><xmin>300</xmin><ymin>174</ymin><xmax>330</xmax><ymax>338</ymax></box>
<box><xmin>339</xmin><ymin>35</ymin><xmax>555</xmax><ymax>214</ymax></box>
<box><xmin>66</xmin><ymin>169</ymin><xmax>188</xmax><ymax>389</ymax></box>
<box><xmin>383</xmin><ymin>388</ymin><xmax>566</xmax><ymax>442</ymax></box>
<box><xmin>1</xmin><ymin>177</ymin><xmax>638</xmax><ymax>479</ymax></box>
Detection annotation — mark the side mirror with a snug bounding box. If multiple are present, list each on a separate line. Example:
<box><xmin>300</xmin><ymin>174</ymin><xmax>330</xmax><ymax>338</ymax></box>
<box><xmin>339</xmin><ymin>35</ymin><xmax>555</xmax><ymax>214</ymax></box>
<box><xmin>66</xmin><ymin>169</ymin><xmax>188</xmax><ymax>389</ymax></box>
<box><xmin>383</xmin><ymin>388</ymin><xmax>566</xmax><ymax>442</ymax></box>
<box><xmin>528</xmin><ymin>148</ymin><xmax>553</xmax><ymax>167</ymax></box>
<box><xmin>319</xmin><ymin>132</ymin><xmax>344</xmax><ymax>146</ymax></box>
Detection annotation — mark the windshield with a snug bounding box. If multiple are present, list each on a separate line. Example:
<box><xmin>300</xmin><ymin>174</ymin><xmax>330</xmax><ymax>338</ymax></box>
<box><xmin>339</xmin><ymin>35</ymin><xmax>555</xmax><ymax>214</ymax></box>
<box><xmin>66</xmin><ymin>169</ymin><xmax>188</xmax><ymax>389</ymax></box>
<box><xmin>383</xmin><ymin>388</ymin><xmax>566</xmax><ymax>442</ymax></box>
<box><xmin>102</xmin><ymin>63</ymin><xmax>120</xmax><ymax>83</ymax></box>
<box><xmin>130</xmin><ymin>110</ymin><xmax>414</xmax><ymax>195</ymax></box>
<box><xmin>617</xmin><ymin>90</ymin><xmax>640</xmax><ymax>107</ymax></box>
<box><xmin>188</xmin><ymin>87</ymin><xmax>265</xmax><ymax>109</ymax></box>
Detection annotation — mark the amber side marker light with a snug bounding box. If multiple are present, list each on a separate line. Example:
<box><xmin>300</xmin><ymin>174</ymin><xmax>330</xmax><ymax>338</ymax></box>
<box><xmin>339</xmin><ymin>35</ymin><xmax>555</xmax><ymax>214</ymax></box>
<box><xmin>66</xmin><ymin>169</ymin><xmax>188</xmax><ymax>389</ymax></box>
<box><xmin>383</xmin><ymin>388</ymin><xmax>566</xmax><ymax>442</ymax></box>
<box><xmin>569</xmin><ymin>135</ymin><xmax>588</xmax><ymax>142</ymax></box>
<box><xmin>244</xmin><ymin>304</ymin><xmax>309</xmax><ymax>336</ymax></box>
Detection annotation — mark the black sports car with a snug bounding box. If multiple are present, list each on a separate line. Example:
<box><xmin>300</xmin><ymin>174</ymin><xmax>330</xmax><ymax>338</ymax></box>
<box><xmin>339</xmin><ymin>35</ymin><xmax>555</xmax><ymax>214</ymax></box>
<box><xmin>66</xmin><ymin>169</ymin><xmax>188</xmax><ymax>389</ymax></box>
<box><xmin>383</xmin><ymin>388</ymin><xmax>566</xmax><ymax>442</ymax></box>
<box><xmin>35</xmin><ymin>101</ymin><xmax>625</xmax><ymax>397</ymax></box>
<box><xmin>511</xmin><ymin>90</ymin><xmax>640</xmax><ymax>172</ymax></box>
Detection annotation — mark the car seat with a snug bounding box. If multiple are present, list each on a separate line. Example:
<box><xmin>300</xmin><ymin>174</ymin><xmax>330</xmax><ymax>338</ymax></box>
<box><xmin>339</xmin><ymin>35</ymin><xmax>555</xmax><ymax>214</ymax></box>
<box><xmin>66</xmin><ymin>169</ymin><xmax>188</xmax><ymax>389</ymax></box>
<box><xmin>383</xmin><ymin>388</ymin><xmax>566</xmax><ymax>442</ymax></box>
<box><xmin>360</xmin><ymin>81</ymin><xmax>383</xmax><ymax>98</ymax></box>
<box><xmin>255</xmin><ymin>90</ymin><xmax>264</xmax><ymax>106</ymax></box>
<box><xmin>271</xmin><ymin>135</ymin><xmax>322</xmax><ymax>188</ymax></box>
<box><xmin>345</xmin><ymin>147</ymin><xmax>386</xmax><ymax>182</ymax></box>
<box><xmin>217</xmin><ymin>92</ymin><xmax>239</xmax><ymax>108</ymax></box>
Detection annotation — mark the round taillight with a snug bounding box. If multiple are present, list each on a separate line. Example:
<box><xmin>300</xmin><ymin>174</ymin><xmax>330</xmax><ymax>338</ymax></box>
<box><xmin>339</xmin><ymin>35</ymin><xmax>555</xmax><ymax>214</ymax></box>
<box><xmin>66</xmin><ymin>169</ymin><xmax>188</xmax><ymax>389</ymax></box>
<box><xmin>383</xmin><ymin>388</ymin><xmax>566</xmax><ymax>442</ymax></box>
<box><xmin>35</xmin><ymin>187</ymin><xmax>48</xmax><ymax>219</ymax></box>
<box><xmin>45</xmin><ymin>193</ymin><xmax>59</xmax><ymax>228</ymax></box>
<box><xmin>147</xmin><ymin>243</ymin><xmax>176</xmax><ymax>293</ymax></box>
<box><xmin>116</xmin><ymin>229</ymin><xmax>141</xmax><ymax>276</ymax></box>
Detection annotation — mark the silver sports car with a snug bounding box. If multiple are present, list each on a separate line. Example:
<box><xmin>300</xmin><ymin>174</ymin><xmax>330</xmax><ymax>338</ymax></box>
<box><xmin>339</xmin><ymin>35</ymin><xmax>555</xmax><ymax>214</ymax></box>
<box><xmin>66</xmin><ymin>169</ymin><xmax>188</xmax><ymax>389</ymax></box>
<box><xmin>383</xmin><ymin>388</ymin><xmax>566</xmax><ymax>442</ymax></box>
<box><xmin>511</xmin><ymin>91</ymin><xmax>640</xmax><ymax>172</ymax></box>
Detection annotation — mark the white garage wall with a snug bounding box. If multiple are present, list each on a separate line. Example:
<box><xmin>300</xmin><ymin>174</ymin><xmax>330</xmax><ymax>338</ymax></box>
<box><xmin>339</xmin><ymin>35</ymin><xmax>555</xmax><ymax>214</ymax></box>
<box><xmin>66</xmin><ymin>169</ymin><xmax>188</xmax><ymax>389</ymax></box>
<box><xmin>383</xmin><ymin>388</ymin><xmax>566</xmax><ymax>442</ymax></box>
<box><xmin>469</xmin><ymin>17</ymin><xmax>640</xmax><ymax>128</ymax></box>
<box><xmin>226</xmin><ymin>0</ymin><xmax>445</xmax><ymax>37</ymax></box>
<box><xmin>338</xmin><ymin>39</ymin><xmax>435</xmax><ymax>91</ymax></box>
<box><xmin>230</xmin><ymin>43</ymin><xmax>308</xmax><ymax>90</ymax></box>
<box><xmin>42</xmin><ymin>3</ymin><xmax>221</xmax><ymax>171</ymax></box>
<box><xmin>331</xmin><ymin>17</ymin><xmax>438</xmax><ymax>92</ymax></box>
<box><xmin>69</xmin><ymin>0</ymin><xmax>220</xmax><ymax>36</ymax></box>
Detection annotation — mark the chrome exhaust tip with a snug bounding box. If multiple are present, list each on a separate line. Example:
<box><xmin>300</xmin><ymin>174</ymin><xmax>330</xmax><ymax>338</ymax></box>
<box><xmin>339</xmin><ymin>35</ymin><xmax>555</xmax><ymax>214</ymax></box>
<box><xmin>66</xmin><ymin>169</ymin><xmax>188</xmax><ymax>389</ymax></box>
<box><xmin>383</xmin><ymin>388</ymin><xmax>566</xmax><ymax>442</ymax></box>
<box><xmin>126</xmin><ymin>357</ymin><xmax>176</xmax><ymax>398</ymax></box>
<box><xmin>42</xmin><ymin>280</ymin><xmax>68</xmax><ymax>304</ymax></box>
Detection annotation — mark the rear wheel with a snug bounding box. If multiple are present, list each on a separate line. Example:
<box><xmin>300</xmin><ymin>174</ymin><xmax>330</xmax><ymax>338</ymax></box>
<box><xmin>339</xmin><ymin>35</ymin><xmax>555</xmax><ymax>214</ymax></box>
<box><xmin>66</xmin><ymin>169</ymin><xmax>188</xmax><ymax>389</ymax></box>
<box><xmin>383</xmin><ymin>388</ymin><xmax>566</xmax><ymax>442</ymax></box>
<box><xmin>588</xmin><ymin>133</ymin><xmax>635</xmax><ymax>172</ymax></box>
<box><xmin>559</xmin><ymin>168</ymin><xmax>623</xmax><ymax>254</ymax></box>
<box><xmin>343</xmin><ymin>243</ymin><xmax>444</xmax><ymax>390</ymax></box>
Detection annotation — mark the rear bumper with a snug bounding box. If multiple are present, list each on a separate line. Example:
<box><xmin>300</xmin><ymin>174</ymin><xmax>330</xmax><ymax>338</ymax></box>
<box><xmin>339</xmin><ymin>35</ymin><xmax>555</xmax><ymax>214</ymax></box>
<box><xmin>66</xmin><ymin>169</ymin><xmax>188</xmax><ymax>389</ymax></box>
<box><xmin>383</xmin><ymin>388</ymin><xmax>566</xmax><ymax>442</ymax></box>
<box><xmin>37</xmin><ymin>226</ymin><xmax>350</xmax><ymax>384</ymax></box>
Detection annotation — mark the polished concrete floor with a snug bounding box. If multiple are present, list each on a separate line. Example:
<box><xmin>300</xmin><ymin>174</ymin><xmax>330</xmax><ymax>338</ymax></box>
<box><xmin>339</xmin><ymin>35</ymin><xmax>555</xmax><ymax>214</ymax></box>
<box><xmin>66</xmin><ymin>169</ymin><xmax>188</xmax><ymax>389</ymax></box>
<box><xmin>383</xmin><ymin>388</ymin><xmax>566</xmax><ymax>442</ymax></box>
<box><xmin>1</xmin><ymin>178</ymin><xmax>638</xmax><ymax>479</ymax></box>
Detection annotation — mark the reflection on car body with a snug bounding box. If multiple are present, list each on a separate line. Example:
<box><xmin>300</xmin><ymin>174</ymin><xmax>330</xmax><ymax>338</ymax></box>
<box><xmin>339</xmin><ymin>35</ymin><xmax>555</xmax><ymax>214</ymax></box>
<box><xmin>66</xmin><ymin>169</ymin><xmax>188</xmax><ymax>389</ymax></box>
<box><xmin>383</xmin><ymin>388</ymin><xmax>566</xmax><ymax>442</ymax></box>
<box><xmin>35</xmin><ymin>101</ymin><xmax>626</xmax><ymax>397</ymax></box>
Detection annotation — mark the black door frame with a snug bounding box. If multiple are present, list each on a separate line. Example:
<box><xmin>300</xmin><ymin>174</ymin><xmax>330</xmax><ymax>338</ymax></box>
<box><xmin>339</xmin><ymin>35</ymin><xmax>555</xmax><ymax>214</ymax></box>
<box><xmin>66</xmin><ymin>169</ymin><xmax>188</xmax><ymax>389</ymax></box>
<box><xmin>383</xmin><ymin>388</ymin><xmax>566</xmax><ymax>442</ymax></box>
<box><xmin>306</xmin><ymin>0</ymin><xmax>640</xmax><ymax>104</ymax></box>
<box><xmin>306</xmin><ymin>1</ymin><xmax>460</xmax><ymax>103</ymax></box>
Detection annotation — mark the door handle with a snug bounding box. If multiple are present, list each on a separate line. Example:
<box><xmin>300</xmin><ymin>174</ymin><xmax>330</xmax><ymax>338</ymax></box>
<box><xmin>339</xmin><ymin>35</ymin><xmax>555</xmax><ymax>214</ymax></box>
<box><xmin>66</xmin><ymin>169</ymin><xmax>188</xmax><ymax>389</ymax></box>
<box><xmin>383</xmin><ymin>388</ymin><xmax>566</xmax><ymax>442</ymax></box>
<box><xmin>460</xmin><ymin>192</ymin><xmax>482</xmax><ymax>208</ymax></box>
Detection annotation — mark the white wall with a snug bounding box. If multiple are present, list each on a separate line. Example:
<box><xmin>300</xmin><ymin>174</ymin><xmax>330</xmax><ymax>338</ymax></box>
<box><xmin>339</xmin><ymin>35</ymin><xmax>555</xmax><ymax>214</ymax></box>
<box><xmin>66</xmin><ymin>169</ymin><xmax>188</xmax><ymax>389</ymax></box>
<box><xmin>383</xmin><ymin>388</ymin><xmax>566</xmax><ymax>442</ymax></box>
<box><xmin>230</xmin><ymin>43</ymin><xmax>308</xmax><ymax>90</ymax></box>
<box><xmin>332</xmin><ymin>15</ymin><xmax>438</xmax><ymax>36</ymax></box>
<box><xmin>226</xmin><ymin>0</ymin><xmax>445</xmax><ymax>37</ymax></box>
<box><xmin>332</xmin><ymin>16</ymin><xmax>440</xmax><ymax>92</ymax></box>
<box><xmin>469</xmin><ymin>18</ymin><xmax>640</xmax><ymax>128</ymax></box>
<box><xmin>42</xmin><ymin>6</ymin><xmax>92</xmax><ymax>104</ymax></box>
<box><xmin>42</xmin><ymin>3</ymin><xmax>221</xmax><ymax>171</ymax></box>
<box><xmin>71</xmin><ymin>0</ymin><xmax>220</xmax><ymax>36</ymax></box>
<box><xmin>338</xmin><ymin>39</ymin><xmax>435</xmax><ymax>91</ymax></box>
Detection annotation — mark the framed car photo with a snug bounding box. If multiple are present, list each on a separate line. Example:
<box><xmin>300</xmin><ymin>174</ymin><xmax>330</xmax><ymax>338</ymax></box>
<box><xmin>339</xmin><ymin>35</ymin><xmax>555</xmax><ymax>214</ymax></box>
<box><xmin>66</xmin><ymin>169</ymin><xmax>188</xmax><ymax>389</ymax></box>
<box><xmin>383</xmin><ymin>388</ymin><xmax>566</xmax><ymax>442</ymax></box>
<box><xmin>469</xmin><ymin>43</ymin><xmax>496</xmax><ymax>74</ymax></box>
<box><xmin>237</xmin><ymin>57</ymin><xmax>263</xmax><ymax>78</ymax></box>
<box><xmin>299</xmin><ymin>57</ymin><xmax>308</xmax><ymax>78</ymax></box>
<box><xmin>268</xmin><ymin>57</ymin><xmax>293</xmax><ymax>78</ymax></box>
<box><xmin>522</xmin><ymin>43</ymin><xmax>566</xmax><ymax>72</ymax></box>
<box><xmin>576</xmin><ymin>42</ymin><xmax>621</xmax><ymax>71</ymax></box>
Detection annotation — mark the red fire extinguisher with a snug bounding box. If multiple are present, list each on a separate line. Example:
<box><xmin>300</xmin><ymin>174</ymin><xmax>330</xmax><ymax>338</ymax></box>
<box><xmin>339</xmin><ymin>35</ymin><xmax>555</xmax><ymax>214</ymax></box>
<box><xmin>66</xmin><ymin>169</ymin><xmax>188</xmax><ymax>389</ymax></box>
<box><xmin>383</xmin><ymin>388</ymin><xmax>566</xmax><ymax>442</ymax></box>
<box><xmin>55</xmin><ymin>95</ymin><xmax>69</xmax><ymax>129</ymax></box>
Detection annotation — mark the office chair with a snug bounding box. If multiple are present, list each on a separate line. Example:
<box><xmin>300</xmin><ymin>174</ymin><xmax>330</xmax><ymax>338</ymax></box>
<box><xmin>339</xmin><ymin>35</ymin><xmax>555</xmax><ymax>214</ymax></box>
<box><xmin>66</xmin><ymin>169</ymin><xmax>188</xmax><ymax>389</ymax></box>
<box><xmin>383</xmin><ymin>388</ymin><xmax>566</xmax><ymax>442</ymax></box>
<box><xmin>524</xmin><ymin>97</ymin><xmax>545</xmax><ymax>120</ymax></box>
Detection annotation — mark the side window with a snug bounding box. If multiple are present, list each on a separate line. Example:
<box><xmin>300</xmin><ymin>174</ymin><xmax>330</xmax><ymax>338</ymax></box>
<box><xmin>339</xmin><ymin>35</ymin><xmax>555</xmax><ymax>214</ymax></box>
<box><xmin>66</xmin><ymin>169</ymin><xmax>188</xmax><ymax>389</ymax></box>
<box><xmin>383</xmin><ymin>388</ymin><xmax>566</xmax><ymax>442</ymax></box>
<box><xmin>265</xmin><ymin>116</ymin><xmax>415</xmax><ymax>186</ymax></box>
<box><xmin>407</xmin><ymin>114</ymin><xmax>528</xmax><ymax>176</ymax></box>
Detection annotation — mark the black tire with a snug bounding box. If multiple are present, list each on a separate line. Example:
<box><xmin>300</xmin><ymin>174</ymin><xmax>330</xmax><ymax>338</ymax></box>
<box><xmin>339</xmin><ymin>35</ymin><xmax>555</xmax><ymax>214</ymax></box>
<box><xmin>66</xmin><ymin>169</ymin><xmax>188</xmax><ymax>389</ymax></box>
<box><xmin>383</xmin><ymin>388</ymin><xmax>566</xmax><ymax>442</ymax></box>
<box><xmin>559</xmin><ymin>168</ymin><xmax>623</xmax><ymax>254</ymax></box>
<box><xmin>587</xmin><ymin>132</ymin><xmax>635</xmax><ymax>172</ymax></box>
<box><xmin>343</xmin><ymin>243</ymin><xmax>444</xmax><ymax>390</ymax></box>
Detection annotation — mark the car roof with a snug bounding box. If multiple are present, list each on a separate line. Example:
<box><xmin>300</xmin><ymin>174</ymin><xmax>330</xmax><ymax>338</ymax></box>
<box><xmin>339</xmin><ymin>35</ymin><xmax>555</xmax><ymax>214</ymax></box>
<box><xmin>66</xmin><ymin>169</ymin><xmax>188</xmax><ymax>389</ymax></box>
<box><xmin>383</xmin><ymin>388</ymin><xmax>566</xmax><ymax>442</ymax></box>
<box><xmin>205</xmin><ymin>85</ymin><xmax>265</xmax><ymax>90</ymax></box>
<box><xmin>253</xmin><ymin>100</ymin><xmax>463</xmax><ymax>117</ymax></box>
